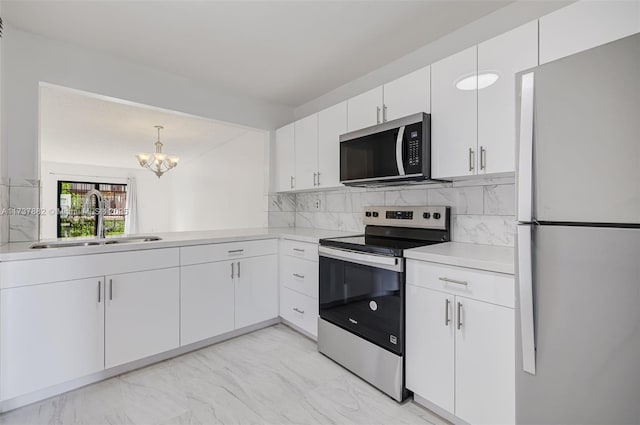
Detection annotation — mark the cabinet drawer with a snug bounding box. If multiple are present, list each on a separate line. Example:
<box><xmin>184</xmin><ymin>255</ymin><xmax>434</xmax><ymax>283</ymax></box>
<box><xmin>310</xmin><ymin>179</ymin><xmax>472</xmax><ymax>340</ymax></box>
<box><xmin>280</xmin><ymin>287</ymin><xmax>318</xmax><ymax>338</ymax></box>
<box><xmin>280</xmin><ymin>239</ymin><xmax>318</xmax><ymax>262</ymax></box>
<box><xmin>280</xmin><ymin>256</ymin><xmax>319</xmax><ymax>299</ymax></box>
<box><xmin>407</xmin><ymin>260</ymin><xmax>514</xmax><ymax>308</ymax></box>
<box><xmin>180</xmin><ymin>239</ymin><xmax>277</xmax><ymax>266</ymax></box>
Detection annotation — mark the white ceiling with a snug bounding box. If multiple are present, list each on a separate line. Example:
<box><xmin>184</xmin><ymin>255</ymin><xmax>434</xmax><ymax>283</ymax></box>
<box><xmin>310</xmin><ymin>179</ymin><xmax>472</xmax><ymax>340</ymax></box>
<box><xmin>40</xmin><ymin>85</ymin><xmax>260</xmax><ymax>169</ymax></box>
<box><xmin>4</xmin><ymin>0</ymin><xmax>513</xmax><ymax>107</ymax></box>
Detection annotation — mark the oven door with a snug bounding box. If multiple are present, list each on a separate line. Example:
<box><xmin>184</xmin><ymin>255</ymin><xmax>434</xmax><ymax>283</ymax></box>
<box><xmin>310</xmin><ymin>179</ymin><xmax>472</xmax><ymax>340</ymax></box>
<box><xmin>318</xmin><ymin>246</ymin><xmax>405</xmax><ymax>355</ymax></box>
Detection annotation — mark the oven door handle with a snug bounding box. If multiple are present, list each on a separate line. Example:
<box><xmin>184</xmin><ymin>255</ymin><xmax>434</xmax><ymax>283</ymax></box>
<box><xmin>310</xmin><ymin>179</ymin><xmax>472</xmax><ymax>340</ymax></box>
<box><xmin>319</xmin><ymin>246</ymin><xmax>403</xmax><ymax>272</ymax></box>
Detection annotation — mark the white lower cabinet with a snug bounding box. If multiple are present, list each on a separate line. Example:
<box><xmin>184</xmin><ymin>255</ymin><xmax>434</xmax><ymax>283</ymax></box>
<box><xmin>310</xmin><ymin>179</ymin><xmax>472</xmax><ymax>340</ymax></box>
<box><xmin>454</xmin><ymin>296</ymin><xmax>515</xmax><ymax>425</ymax></box>
<box><xmin>234</xmin><ymin>254</ymin><xmax>279</xmax><ymax>329</ymax></box>
<box><xmin>105</xmin><ymin>268</ymin><xmax>180</xmax><ymax>369</ymax></box>
<box><xmin>280</xmin><ymin>287</ymin><xmax>318</xmax><ymax>337</ymax></box>
<box><xmin>180</xmin><ymin>261</ymin><xmax>235</xmax><ymax>346</ymax></box>
<box><xmin>0</xmin><ymin>277</ymin><xmax>106</xmax><ymax>400</ymax></box>
<box><xmin>406</xmin><ymin>260</ymin><xmax>515</xmax><ymax>425</ymax></box>
<box><xmin>405</xmin><ymin>285</ymin><xmax>454</xmax><ymax>413</ymax></box>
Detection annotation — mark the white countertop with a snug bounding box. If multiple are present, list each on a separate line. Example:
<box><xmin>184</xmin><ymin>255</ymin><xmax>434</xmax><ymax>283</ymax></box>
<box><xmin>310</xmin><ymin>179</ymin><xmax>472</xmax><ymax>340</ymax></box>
<box><xmin>0</xmin><ymin>227</ymin><xmax>360</xmax><ymax>262</ymax></box>
<box><xmin>404</xmin><ymin>242</ymin><xmax>515</xmax><ymax>275</ymax></box>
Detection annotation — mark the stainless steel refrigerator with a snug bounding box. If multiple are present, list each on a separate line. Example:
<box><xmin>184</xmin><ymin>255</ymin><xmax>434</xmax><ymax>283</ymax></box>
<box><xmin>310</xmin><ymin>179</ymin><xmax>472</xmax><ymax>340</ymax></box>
<box><xmin>515</xmin><ymin>33</ymin><xmax>640</xmax><ymax>424</ymax></box>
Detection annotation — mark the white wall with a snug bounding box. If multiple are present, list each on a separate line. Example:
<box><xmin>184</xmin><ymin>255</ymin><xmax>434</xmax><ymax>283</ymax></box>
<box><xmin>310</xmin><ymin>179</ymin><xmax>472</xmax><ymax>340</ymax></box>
<box><xmin>1</xmin><ymin>25</ymin><xmax>293</xmax><ymax>181</ymax></box>
<box><xmin>40</xmin><ymin>162</ymin><xmax>171</xmax><ymax>239</ymax></box>
<box><xmin>169</xmin><ymin>130</ymin><xmax>268</xmax><ymax>232</ymax></box>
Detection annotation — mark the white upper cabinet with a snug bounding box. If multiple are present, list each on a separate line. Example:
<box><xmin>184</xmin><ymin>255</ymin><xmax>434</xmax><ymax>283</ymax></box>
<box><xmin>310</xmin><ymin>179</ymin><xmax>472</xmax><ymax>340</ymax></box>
<box><xmin>431</xmin><ymin>46</ymin><xmax>478</xmax><ymax>179</ymax></box>
<box><xmin>274</xmin><ymin>123</ymin><xmax>295</xmax><ymax>192</ymax></box>
<box><xmin>478</xmin><ymin>21</ymin><xmax>538</xmax><ymax>175</ymax></box>
<box><xmin>540</xmin><ymin>0</ymin><xmax>640</xmax><ymax>65</ymax></box>
<box><xmin>294</xmin><ymin>114</ymin><xmax>319</xmax><ymax>191</ymax></box>
<box><xmin>383</xmin><ymin>66</ymin><xmax>431</xmax><ymax>121</ymax></box>
<box><xmin>347</xmin><ymin>86</ymin><xmax>384</xmax><ymax>132</ymax></box>
<box><xmin>318</xmin><ymin>101</ymin><xmax>347</xmax><ymax>188</ymax></box>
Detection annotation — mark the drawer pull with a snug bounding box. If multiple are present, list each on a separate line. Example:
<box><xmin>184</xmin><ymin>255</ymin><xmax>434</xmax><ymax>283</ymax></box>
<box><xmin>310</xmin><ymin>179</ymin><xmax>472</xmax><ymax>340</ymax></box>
<box><xmin>293</xmin><ymin>273</ymin><xmax>305</xmax><ymax>279</ymax></box>
<box><xmin>228</xmin><ymin>249</ymin><xmax>244</xmax><ymax>254</ymax></box>
<box><xmin>293</xmin><ymin>248</ymin><xmax>305</xmax><ymax>253</ymax></box>
<box><xmin>293</xmin><ymin>307</ymin><xmax>305</xmax><ymax>314</ymax></box>
<box><xmin>439</xmin><ymin>277</ymin><xmax>468</xmax><ymax>286</ymax></box>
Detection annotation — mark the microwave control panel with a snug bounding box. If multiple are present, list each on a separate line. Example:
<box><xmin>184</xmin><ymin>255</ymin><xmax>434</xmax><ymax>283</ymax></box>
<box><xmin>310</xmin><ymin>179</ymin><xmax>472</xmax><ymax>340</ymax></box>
<box><xmin>405</xmin><ymin>123</ymin><xmax>423</xmax><ymax>172</ymax></box>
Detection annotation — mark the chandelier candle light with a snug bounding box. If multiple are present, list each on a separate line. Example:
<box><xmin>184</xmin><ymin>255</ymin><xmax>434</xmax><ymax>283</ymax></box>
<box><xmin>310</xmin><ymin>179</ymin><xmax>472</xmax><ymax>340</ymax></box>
<box><xmin>136</xmin><ymin>125</ymin><xmax>180</xmax><ymax>178</ymax></box>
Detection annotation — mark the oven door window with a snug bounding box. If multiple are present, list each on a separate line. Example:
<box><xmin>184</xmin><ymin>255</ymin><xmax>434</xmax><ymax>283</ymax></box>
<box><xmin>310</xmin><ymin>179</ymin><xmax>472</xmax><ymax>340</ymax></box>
<box><xmin>319</xmin><ymin>256</ymin><xmax>404</xmax><ymax>355</ymax></box>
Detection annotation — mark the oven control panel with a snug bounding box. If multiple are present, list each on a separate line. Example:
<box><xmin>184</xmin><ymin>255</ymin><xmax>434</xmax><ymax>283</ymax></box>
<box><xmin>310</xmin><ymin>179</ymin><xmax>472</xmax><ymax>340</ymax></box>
<box><xmin>363</xmin><ymin>206</ymin><xmax>449</xmax><ymax>230</ymax></box>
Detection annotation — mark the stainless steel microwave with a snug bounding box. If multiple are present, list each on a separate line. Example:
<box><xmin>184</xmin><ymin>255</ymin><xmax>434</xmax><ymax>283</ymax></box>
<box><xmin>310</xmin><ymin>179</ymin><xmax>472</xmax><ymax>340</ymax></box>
<box><xmin>339</xmin><ymin>113</ymin><xmax>431</xmax><ymax>186</ymax></box>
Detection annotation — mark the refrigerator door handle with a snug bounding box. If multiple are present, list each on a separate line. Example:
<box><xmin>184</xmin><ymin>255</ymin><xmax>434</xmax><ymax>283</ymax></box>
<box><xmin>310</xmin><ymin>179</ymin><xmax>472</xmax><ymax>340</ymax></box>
<box><xmin>517</xmin><ymin>72</ymin><xmax>535</xmax><ymax>223</ymax></box>
<box><xmin>517</xmin><ymin>224</ymin><xmax>536</xmax><ymax>375</ymax></box>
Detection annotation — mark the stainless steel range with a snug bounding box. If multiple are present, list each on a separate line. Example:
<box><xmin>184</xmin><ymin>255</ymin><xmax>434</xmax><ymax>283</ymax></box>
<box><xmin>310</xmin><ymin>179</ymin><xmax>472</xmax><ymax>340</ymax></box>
<box><xmin>317</xmin><ymin>206</ymin><xmax>451</xmax><ymax>401</ymax></box>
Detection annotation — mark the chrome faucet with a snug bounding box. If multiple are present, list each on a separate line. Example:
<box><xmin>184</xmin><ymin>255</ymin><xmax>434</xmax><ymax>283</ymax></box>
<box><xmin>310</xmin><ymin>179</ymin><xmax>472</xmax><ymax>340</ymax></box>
<box><xmin>83</xmin><ymin>189</ymin><xmax>107</xmax><ymax>239</ymax></box>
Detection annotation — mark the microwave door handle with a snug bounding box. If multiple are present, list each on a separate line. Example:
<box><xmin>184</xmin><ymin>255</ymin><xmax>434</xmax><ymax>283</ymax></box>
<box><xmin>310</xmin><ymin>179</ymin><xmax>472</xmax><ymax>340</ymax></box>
<box><xmin>396</xmin><ymin>125</ymin><xmax>406</xmax><ymax>176</ymax></box>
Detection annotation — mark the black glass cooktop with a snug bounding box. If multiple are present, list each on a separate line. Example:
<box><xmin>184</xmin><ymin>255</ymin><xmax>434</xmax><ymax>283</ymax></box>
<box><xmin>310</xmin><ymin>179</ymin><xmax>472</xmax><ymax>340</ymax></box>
<box><xmin>320</xmin><ymin>233</ymin><xmax>443</xmax><ymax>257</ymax></box>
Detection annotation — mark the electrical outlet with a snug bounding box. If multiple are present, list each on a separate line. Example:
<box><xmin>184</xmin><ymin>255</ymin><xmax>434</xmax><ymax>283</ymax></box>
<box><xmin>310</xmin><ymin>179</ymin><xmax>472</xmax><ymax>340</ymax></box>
<box><xmin>314</xmin><ymin>199</ymin><xmax>321</xmax><ymax>210</ymax></box>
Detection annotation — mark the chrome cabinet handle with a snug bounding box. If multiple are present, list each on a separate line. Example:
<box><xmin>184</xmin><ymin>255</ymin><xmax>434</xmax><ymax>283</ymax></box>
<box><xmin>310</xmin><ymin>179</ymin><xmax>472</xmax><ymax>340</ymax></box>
<box><xmin>445</xmin><ymin>298</ymin><xmax>451</xmax><ymax>326</ymax></box>
<box><xmin>293</xmin><ymin>248</ymin><xmax>305</xmax><ymax>253</ymax></box>
<box><xmin>109</xmin><ymin>279</ymin><xmax>113</xmax><ymax>301</ymax></box>
<box><xmin>290</xmin><ymin>176</ymin><xmax>294</xmax><ymax>189</ymax></box>
<box><xmin>376</xmin><ymin>106</ymin><xmax>381</xmax><ymax>124</ymax></box>
<box><xmin>469</xmin><ymin>148</ymin><xmax>475</xmax><ymax>172</ymax></box>
<box><xmin>293</xmin><ymin>308</ymin><xmax>305</xmax><ymax>314</ymax></box>
<box><xmin>457</xmin><ymin>302</ymin><xmax>463</xmax><ymax>330</ymax></box>
<box><xmin>313</xmin><ymin>172</ymin><xmax>317</xmax><ymax>186</ymax></box>
<box><xmin>383</xmin><ymin>104</ymin><xmax>388</xmax><ymax>122</ymax></box>
<box><xmin>439</xmin><ymin>277</ymin><xmax>468</xmax><ymax>286</ymax></box>
<box><xmin>237</xmin><ymin>261</ymin><xmax>240</xmax><ymax>278</ymax></box>
<box><xmin>293</xmin><ymin>273</ymin><xmax>304</xmax><ymax>279</ymax></box>
<box><xmin>316</xmin><ymin>172</ymin><xmax>321</xmax><ymax>186</ymax></box>
<box><xmin>228</xmin><ymin>249</ymin><xmax>244</xmax><ymax>255</ymax></box>
<box><xmin>231</xmin><ymin>262</ymin><xmax>235</xmax><ymax>279</ymax></box>
<box><xmin>98</xmin><ymin>280</ymin><xmax>102</xmax><ymax>303</ymax></box>
<box><xmin>480</xmin><ymin>146</ymin><xmax>486</xmax><ymax>170</ymax></box>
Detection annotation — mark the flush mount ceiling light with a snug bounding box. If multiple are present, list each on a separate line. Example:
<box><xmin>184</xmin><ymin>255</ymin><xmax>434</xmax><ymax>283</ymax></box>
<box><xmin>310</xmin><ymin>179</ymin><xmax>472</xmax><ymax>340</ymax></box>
<box><xmin>455</xmin><ymin>72</ymin><xmax>499</xmax><ymax>91</ymax></box>
<box><xmin>136</xmin><ymin>125</ymin><xmax>180</xmax><ymax>178</ymax></box>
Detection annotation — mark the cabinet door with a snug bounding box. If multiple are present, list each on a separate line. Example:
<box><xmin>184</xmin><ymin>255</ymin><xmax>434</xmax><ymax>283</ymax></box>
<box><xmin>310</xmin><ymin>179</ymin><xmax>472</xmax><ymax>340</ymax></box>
<box><xmin>383</xmin><ymin>66</ymin><xmax>431</xmax><ymax>121</ymax></box>
<box><xmin>105</xmin><ymin>268</ymin><xmax>180</xmax><ymax>368</ymax></box>
<box><xmin>180</xmin><ymin>261</ymin><xmax>235</xmax><ymax>346</ymax></box>
<box><xmin>539</xmin><ymin>1</ymin><xmax>640</xmax><ymax>65</ymax></box>
<box><xmin>317</xmin><ymin>101</ymin><xmax>347</xmax><ymax>188</ymax></box>
<box><xmin>294</xmin><ymin>114</ymin><xmax>319</xmax><ymax>190</ymax></box>
<box><xmin>455</xmin><ymin>296</ymin><xmax>515</xmax><ymax>425</ymax></box>
<box><xmin>347</xmin><ymin>86</ymin><xmax>384</xmax><ymax>132</ymax></box>
<box><xmin>431</xmin><ymin>46</ymin><xmax>478</xmax><ymax>179</ymax></box>
<box><xmin>234</xmin><ymin>255</ymin><xmax>278</xmax><ymax>328</ymax></box>
<box><xmin>405</xmin><ymin>284</ymin><xmax>455</xmax><ymax>413</ymax></box>
<box><xmin>0</xmin><ymin>278</ymin><xmax>105</xmax><ymax>400</ymax></box>
<box><xmin>478</xmin><ymin>21</ymin><xmax>537</xmax><ymax>175</ymax></box>
<box><xmin>274</xmin><ymin>123</ymin><xmax>295</xmax><ymax>192</ymax></box>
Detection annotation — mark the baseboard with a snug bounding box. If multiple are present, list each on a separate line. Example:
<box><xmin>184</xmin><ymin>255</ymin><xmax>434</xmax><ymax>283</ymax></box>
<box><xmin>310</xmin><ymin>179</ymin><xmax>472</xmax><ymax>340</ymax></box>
<box><xmin>412</xmin><ymin>394</ymin><xmax>468</xmax><ymax>425</ymax></box>
<box><xmin>0</xmin><ymin>317</ymin><xmax>281</xmax><ymax>413</ymax></box>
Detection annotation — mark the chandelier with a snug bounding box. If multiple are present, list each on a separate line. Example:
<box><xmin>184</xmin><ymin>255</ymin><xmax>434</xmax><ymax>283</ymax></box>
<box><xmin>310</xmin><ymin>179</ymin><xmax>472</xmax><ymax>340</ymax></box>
<box><xmin>136</xmin><ymin>125</ymin><xmax>179</xmax><ymax>178</ymax></box>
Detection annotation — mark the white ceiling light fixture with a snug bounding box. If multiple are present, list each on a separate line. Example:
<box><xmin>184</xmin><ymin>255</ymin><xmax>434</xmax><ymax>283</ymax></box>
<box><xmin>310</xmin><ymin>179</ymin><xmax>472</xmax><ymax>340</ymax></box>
<box><xmin>136</xmin><ymin>125</ymin><xmax>180</xmax><ymax>178</ymax></box>
<box><xmin>455</xmin><ymin>72</ymin><xmax>499</xmax><ymax>91</ymax></box>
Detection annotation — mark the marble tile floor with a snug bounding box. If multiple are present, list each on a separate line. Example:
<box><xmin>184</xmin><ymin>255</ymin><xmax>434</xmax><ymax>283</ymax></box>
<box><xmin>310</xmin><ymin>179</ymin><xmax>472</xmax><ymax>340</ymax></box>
<box><xmin>0</xmin><ymin>324</ymin><xmax>449</xmax><ymax>425</ymax></box>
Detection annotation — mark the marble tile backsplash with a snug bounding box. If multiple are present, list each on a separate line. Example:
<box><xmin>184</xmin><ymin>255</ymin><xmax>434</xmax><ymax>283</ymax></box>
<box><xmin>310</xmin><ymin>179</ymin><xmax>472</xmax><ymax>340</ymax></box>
<box><xmin>268</xmin><ymin>176</ymin><xmax>516</xmax><ymax>246</ymax></box>
<box><xmin>7</xmin><ymin>179</ymin><xmax>41</xmax><ymax>243</ymax></box>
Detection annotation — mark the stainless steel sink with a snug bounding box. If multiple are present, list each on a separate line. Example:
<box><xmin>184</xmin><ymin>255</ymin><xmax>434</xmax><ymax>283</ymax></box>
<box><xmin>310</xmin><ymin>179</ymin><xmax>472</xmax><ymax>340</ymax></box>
<box><xmin>30</xmin><ymin>236</ymin><xmax>162</xmax><ymax>249</ymax></box>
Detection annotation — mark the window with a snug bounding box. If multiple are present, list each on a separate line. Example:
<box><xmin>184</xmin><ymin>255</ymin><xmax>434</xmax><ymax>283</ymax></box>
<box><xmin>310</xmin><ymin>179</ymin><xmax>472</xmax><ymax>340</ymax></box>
<box><xmin>57</xmin><ymin>181</ymin><xmax>127</xmax><ymax>238</ymax></box>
